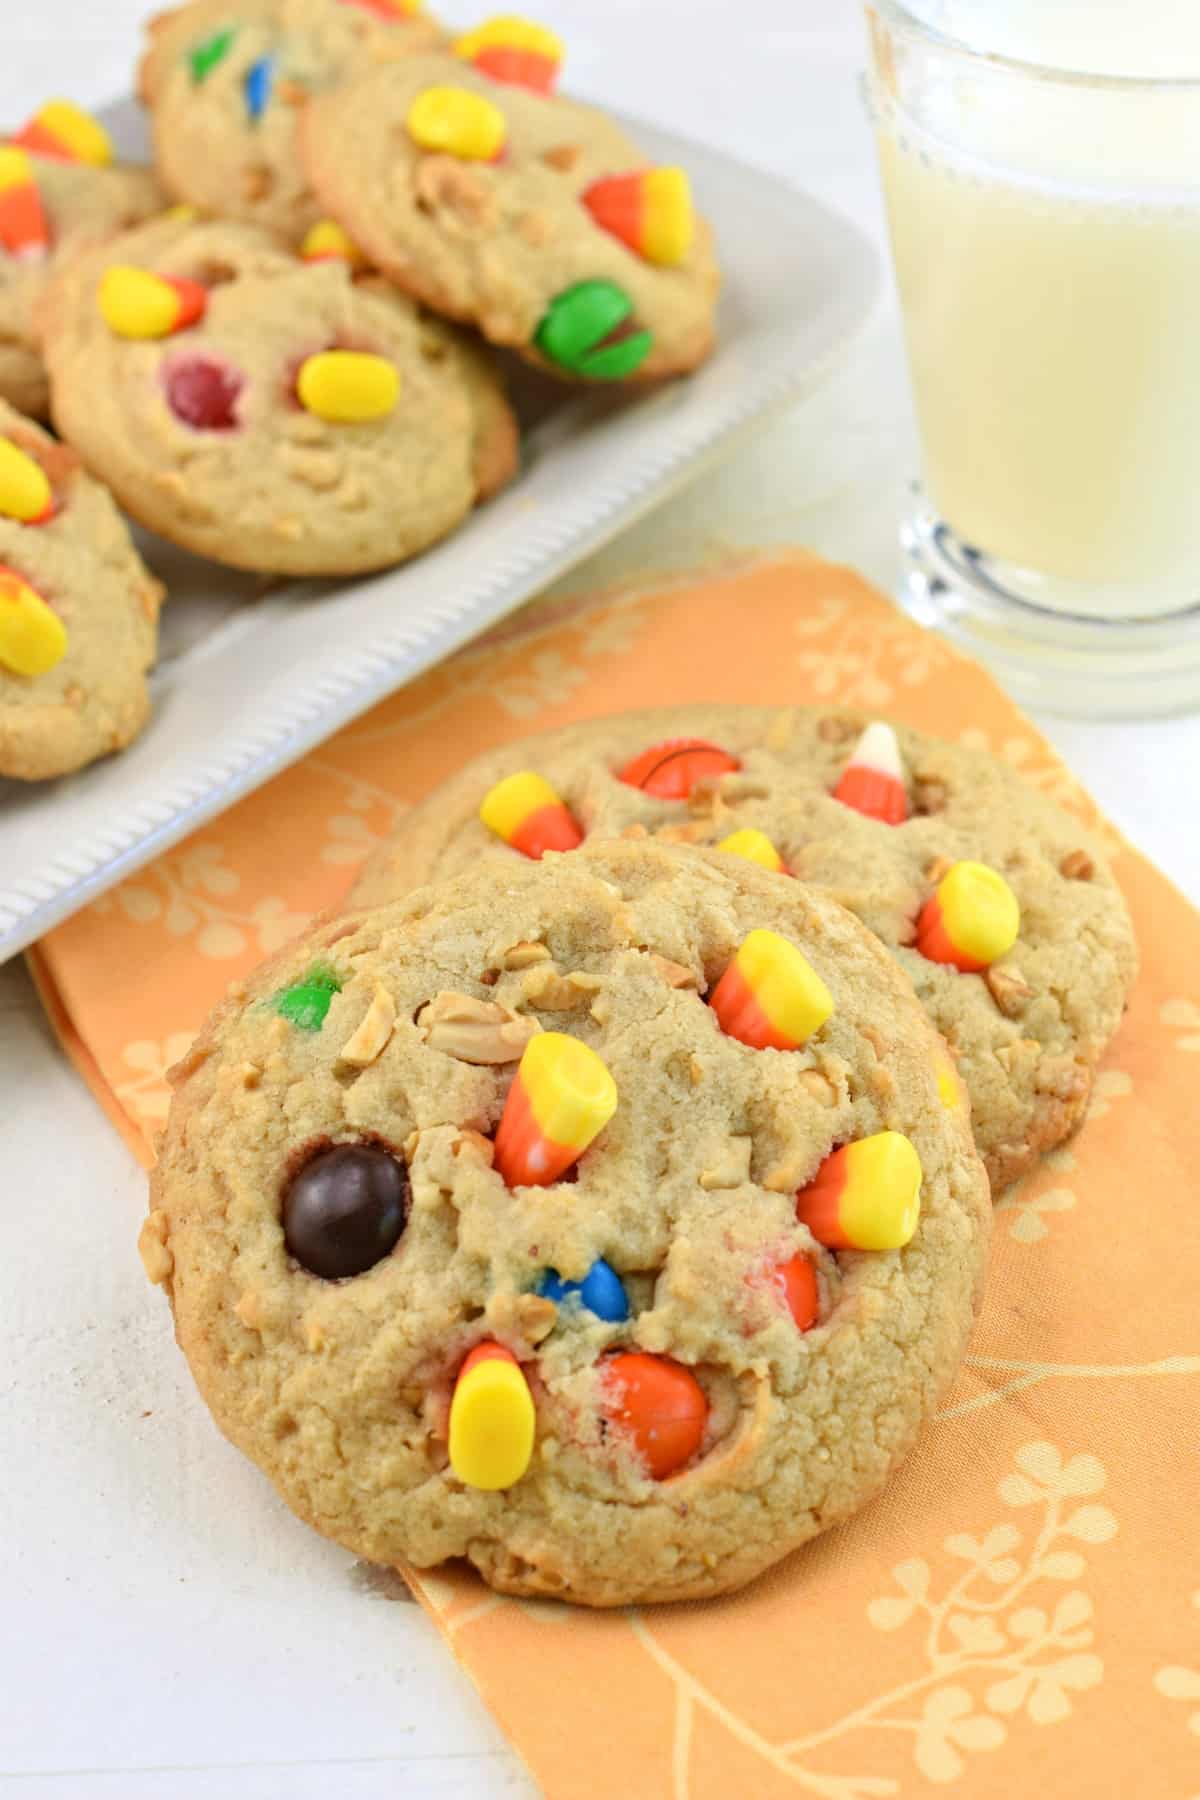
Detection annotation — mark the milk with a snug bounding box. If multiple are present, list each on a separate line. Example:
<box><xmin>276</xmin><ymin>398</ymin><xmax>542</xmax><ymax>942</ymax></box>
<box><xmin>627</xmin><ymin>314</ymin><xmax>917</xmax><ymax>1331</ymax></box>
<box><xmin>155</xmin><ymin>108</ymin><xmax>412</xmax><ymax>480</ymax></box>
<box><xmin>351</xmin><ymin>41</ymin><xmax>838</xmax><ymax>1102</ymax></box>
<box><xmin>872</xmin><ymin>2</ymin><xmax>1200</xmax><ymax>614</ymax></box>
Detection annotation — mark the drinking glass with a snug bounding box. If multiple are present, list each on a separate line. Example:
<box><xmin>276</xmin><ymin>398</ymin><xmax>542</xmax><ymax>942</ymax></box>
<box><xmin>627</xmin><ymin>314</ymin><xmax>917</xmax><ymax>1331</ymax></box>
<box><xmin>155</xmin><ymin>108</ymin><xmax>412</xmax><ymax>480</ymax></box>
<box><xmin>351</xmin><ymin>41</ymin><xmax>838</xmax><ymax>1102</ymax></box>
<box><xmin>865</xmin><ymin>0</ymin><xmax>1200</xmax><ymax>715</ymax></box>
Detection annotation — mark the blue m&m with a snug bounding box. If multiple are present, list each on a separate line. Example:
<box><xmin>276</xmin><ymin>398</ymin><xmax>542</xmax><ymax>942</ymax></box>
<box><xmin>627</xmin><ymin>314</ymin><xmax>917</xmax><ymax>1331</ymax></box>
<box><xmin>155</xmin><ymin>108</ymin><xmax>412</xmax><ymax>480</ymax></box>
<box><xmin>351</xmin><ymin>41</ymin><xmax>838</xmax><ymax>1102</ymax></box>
<box><xmin>538</xmin><ymin>1258</ymin><xmax>629</xmax><ymax>1323</ymax></box>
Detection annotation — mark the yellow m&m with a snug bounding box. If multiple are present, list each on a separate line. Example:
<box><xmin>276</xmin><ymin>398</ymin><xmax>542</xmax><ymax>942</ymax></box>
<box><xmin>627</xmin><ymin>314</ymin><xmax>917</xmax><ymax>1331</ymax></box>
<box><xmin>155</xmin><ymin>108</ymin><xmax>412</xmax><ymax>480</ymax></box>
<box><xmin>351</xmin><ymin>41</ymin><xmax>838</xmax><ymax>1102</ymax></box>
<box><xmin>407</xmin><ymin>85</ymin><xmax>507</xmax><ymax>161</ymax></box>
<box><xmin>295</xmin><ymin>350</ymin><xmax>399</xmax><ymax>423</ymax></box>
<box><xmin>0</xmin><ymin>438</ymin><xmax>53</xmax><ymax>524</ymax></box>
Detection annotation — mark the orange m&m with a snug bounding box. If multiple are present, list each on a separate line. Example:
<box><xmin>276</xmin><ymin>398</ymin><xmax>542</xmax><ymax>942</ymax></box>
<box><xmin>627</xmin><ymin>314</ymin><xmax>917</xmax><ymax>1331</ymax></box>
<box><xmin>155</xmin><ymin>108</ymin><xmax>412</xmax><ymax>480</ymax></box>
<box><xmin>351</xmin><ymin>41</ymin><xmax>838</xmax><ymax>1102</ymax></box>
<box><xmin>601</xmin><ymin>1351</ymin><xmax>707</xmax><ymax>1480</ymax></box>
<box><xmin>617</xmin><ymin>737</ymin><xmax>739</xmax><ymax>799</ymax></box>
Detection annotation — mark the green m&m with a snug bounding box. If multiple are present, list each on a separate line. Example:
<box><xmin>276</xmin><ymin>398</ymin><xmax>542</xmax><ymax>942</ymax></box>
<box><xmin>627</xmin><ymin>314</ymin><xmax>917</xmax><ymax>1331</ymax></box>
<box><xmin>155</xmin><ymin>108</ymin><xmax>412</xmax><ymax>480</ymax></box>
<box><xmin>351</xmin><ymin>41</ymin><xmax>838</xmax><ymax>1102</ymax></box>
<box><xmin>189</xmin><ymin>27</ymin><xmax>236</xmax><ymax>83</ymax></box>
<box><xmin>270</xmin><ymin>963</ymin><xmax>342</xmax><ymax>1032</ymax></box>
<box><xmin>534</xmin><ymin>280</ymin><xmax>652</xmax><ymax>380</ymax></box>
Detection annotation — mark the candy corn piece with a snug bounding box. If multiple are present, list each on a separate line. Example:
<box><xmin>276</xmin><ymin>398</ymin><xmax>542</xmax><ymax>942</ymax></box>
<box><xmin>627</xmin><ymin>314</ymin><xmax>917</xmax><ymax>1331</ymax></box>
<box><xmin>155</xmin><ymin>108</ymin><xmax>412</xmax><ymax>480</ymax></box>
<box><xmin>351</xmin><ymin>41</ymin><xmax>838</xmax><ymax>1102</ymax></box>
<box><xmin>583</xmin><ymin>167</ymin><xmax>694</xmax><ymax>267</ymax></box>
<box><xmin>339</xmin><ymin>0</ymin><xmax>423</xmax><ymax>17</ymax></box>
<box><xmin>98</xmin><ymin>266</ymin><xmax>208</xmax><ymax>339</ymax></box>
<box><xmin>300</xmin><ymin>218</ymin><xmax>367</xmax><ymax>269</ymax></box>
<box><xmin>448</xmin><ymin>1342</ymin><xmax>536</xmax><ymax>1490</ymax></box>
<box><xmin>0</xmin><ymin>149</ymin><xmax>49</xmax><ymax>260</ymax></box>
<box><xmin>717</xmin><ymin>828</ymin><xmax>785</xmax><ymax>874</ymax></box>
<box><xmin>934</xmin><ymin>1047</ymin><xmax>966</xmax><ymax>1113</ymax></box>
<box><xmin>617</xmin><ymin>737</ymin><xmax>739</xmax><ymax>799</ymax></box>
<box><xmin>774</xmin><ymin>1252</ymin><xmax>819</xmax><ymax>1330</ymax></box>
<box><xmin>795</xmin><ymin>1131</ymin><xmax>922</xmax><ymax>1252</ymax></box>
<box><xmin>832</xmin><ymin>720</ymin><xmax>908</xmax><ymax>824</ymax></box>
<box><xmin>601</xmin><ymin>1352</ymin><xmax>707</xmax><ymax>1480</ymax></box>
<box><xmin>479</xmin><ymin>770</ymin><xmax>583</xmax><ymax>859</ymax></box>
<box><xmin>407</xmin><ymin>85</ymin><xmax>507</xmax><ymax>161</ymax></box>
<box><xmin>916</xmin><ymin>860</ymin><xmax>1020</xmax><ymax>973</ymax></box>
<box><xmin>708</xmin><ymin>929</ymin><xmax>833</xmax><ymax>1051</ymax></box>
<box><xmin>11</xmin><ymin>100</ymin><xmax>112</xmax><ymax>166</ymax></box>
<box><xmin>494</xmin><ymin>1031</ymin><xmax>617</xmax><ymax>1187</ymax></box>
<box><xmin>0</xmin><ymin>437</ymin><xmax>53</xmax><ymax>524</ymax></box>
<box><xmin>454</xmin><ymin>17</ymin><xmax>564</xmax><ymax>93</ymax></box>
<box><xmin>0</xmin><ymin>566</ymin><xmax>67</xmax><ymax>676</ymax></box>
<box><xmin>296</xmin><ymin>350</ymin><xmax>399</xmax><ymax>422</ymax></box>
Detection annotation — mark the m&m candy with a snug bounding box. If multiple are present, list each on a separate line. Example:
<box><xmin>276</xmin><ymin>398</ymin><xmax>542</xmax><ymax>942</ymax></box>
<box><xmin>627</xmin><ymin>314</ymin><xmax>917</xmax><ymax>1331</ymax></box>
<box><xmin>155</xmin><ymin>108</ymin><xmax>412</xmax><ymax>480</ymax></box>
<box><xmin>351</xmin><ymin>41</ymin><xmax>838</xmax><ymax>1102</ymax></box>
<box><xmin>271</xmin><ymin>963</ymin><xmax>342</xmax><ymax>1031</ymax></box>
<box><xmin>0</xmin><ymin>437</ymin><xmax>53</xmax><ymax>524</ymax></box>
<box><xmin>296</xmin><ymin>350</ymin><xmax>399</xmax><ymax>423</ymax></box>
<box><xmin>708</xmin><ymin>929</ymin><xmax>833</xmax><ymax>1052</ymax></box>
<box><xmin>934</xmin><ymin>1048</ymin><xmax>966</xmax><ymax>1112</ymax></box>
<box><xmin>407</xmin><ymin>85</ymin><xmax>507</xmax><ymax>162</ymax></box>
<box><xmin>479</xmin><ymin>770</ymin><xmax>582</xmax><ymax>858</ymax></box>
<box><xmin>716</xmin><ymin>828</ymin><xmax>786</xmax><ymax>874</ymax></box>
<box><xmin>832</xmin><ymin>720</ymin><xmax>908</xmax><ymax>825</ymax></box>
<box><xmin>454</xmin><ymin>16</ymin><xmax>564</xmax><ymax>93</ymax></box>
<box><xmin>165</xmin><ymin>356</ymin><xmax>243</xmax><ymax>431</ymax></box>
<box><xmin>617</xmin><ymin>737</ymin><xmax>739</xmax><ymax>799</ymax></box>
<box><xmin>601</xmin><ymin>1352</ymin><xmax>707</xmax><ymax>1480</ymax></box>
<box><xmin>916</xmin><ymin>861</ymin><xmax>1020</xmax><ymax>973</ymax></box>
<box><xmin>98</xmin><ymin>266</ymin><xmax>208</xmax><ymax>339</ymax></box>
<box><xmin>494</xmin><ymin>1031</ymin><xmax>618</xmax><ymax>1188</ymax></box>
<box><xmin>794</xmin><ymin>1131</ymin><xmax>922</xmax><ymax>1252</ymax></box>
<box><xmin>244</xmin><ymin>54</ymin><xmax>274</xmax><ymax>121</ymax></box>
<box><xmin>339</xmin><ymin>0</ymin><xmax>423</xmax><ymax>16</ymax></box>
<box><xmin>448</xmin><ymin>1342</ymin><xmax>536</xmax><ymax>1490</ymax></box>
<box><xmin>282</xmin><ymin>1142</ymin><xmax>408</xmax><ymax>1278</ymax></box>
<box><xmin>774</xmin><ymin>1252</ymin><xmax>819</xmax><ymax>1329</ymax></box>
<box><xmin>538</xmin><ymin>1258</ymin><xmax>629</xmax><ymax>1322</ymax></box>
<box><xmin>0</xmin><ymin>567</ymin><xmax>67</xmax><ymax>676</ymax></box>
<box><xmin>188</xmin><ymin>28</ymin><xmax>236</xmax><ymax>83</ymax></box>
<box><xmin>0</xmin><ymin>148</ymin><xmax>49</xmax><ymax>260</ymax></box>
<box><xmin>534</xmin><ymin>280</ymin><xmax>652</xmax><ymax>380</ymax></box>
<box><xmin>11</xmin><ymin>99</ymin><xmax>112</xmax><ymax>165</ymax></box>
<box><xmin>583</xmin><ymin>167</ymin><xmax>694</xmax><ymax>267</ymax></box>
<box><xmin>300</xmin><ymin>219</ymin><xmax>367</xmax><ymax>269</ymax></box>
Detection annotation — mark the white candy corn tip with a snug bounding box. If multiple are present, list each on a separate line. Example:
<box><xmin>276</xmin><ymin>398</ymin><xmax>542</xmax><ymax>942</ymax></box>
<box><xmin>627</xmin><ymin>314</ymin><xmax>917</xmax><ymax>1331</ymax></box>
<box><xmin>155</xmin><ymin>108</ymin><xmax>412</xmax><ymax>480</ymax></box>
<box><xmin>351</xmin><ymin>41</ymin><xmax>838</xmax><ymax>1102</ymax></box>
<box><xmin>847</xmin><ymin>720</ymin><xmax>903</xmax><ymax>780</ymax></box>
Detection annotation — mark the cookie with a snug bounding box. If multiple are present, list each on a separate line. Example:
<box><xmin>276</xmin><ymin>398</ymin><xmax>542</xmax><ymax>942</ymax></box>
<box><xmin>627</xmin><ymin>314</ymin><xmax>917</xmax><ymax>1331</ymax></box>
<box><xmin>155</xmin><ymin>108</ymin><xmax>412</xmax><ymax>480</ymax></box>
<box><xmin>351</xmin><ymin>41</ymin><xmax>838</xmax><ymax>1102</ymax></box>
<box><xmin>38</xmin><ymin>212</ymin><xmax>518</xmax><ymax>576</ymax></box>
<box><xmin>144</xmin><ymin>839</ymin><xmax>990</xmax><ymax>1605</ymax></box>
<box><xmin>0</xmin><ymin>103</ymin><xmax>163</xmax><ymax>416</ymax></box>
<box><xmin>302</xmin><ymin>50</ymin><xmax>720</xmax><ymax>380</ymax></box>
<box><xmin>348</xmin><ymin>705</ymin><xmax>1139</xmax><ymax>1191</ymax></box>
<box><xmin>0</xmin><ymin>399</ymin><xmax>164</xmax><ymax>780</ymax></box>
<box><xmin>139</xmin><ymin>0</ymin><xmax>444</xmax><ymax>241</ymax></box>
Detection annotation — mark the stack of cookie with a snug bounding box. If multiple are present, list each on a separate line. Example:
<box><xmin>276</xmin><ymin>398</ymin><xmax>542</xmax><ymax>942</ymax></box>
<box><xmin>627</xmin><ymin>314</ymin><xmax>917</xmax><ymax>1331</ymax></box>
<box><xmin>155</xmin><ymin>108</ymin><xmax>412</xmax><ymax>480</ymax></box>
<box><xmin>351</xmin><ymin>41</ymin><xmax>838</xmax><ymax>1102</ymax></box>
<box><xmin>1</xmin><ymin>8</ymin><xmax>721</xmax><ymax>778</ymax></box>
<box><xmin>144</xmin><ymin>704</ymin><xmax>1136</xmax><ymax>1605</ymax></box>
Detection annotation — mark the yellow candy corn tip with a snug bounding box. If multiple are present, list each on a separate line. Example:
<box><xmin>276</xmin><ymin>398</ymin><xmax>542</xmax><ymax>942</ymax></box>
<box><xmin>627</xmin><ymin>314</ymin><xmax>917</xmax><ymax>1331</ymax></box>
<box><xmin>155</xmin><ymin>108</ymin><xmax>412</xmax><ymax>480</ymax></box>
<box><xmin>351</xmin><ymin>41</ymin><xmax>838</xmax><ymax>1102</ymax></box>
<box><xmin>407</xmin><ymin>85</ymin><xmax>507</xmax><ymax>160</ymax></box>
<box><xmin>0</xmin><ymin>147</ymin><xmax>35</xmax><ymax>189</ymax></box>
<box><xmin>300</xmin><ymin>220</ymin><xmax>365</xmax><ymax>266</ymax></box>
<box><xmin>0</xmin><ymin>577</ymin><xmax>68</xmax><ymax>676</ymax></box>
<box><xmin>519</xmin><ymin>1031</ymin><xmax>618</xmax><ymax>1147</ymax></box>
<box><xmin>35</xmin><ymin>99</ymin><xmax>113</xmax><ymax>165</ymax></box>
<box><xmin>296</xmin><ymin>350</ymin><xmax>399</xmax><ymax>423</ymax></box>
<box><xmin>717</xmin><ymin>828</ymin><xmax>783</xmax><ymax>873</ymax></box>
<box><xmin>0</xmin><ymin>438</ymin><xmax>52</xmax><ymax>523</ymax></box>
<box><xmin>840</xmin><ymin>1131</ymin><xmax>922</xmax><ymax>1251</ymax></box>
<box><xmin>641</xmin><ymin>167</ymin><xmax>694</xmax><ymax>266</ymax></box>
<box><xmin>939</xmin><ymin>860</ymin><xmax>1021</xmax><ymax>965</ymax></box>
<box><xmin>934</xmin><ymin>1051</ymin><xmax>963</xmax><ymax>1112</ymax></box>
<box><xmin>454</xmin><ymin>16</ymin><xmax>564</xmax><ymax>59</ymax></box>
<box><xmin>97</xmin><ymin>266</ymin><xmax>182</xmax><ymax>339</ymax></box>
<box><xmin>479</xmin><ymin>769</ymin><xmax>561</xmax><ymax>840</ymax></box>
<box><xmin>448</xmin><ymin>1356</ymin><xmax>535</xmax><ymax>1490</ymax></box>
<box><xmin>736</xmin><ymin>929</ymin><xmax>834</xmax><ymax>1043</ymax></box>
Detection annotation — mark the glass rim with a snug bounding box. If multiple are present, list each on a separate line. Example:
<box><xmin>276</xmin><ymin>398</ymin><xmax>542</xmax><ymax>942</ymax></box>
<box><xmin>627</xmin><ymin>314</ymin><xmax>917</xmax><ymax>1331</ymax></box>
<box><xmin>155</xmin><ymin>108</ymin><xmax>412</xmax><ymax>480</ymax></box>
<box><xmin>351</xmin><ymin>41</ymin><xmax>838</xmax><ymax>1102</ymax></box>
<box><xmin>867</xmin><ymin>0</ymin><xmax>1200</xmax><ymax>92</ymax></box>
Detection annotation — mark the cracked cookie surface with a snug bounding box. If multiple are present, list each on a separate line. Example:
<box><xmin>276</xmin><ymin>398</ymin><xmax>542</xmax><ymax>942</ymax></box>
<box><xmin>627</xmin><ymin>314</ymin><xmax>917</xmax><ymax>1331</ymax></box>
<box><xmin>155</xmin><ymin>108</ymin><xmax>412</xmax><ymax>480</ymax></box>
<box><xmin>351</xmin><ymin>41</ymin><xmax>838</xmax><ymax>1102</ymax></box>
<box><xmin>349</xmin><ymin>704</ymin><xmax>1139</xmax><ymax>1190</ymax></box>
<box><xmin>38</xmin><ymin>212</ymin><xmax>517</xmax><ymax>575</ymax></box>
<box><xmin>147</xmin><ymin>839</ymin><xmax>989</xmax><ymax>1606</ymax></box>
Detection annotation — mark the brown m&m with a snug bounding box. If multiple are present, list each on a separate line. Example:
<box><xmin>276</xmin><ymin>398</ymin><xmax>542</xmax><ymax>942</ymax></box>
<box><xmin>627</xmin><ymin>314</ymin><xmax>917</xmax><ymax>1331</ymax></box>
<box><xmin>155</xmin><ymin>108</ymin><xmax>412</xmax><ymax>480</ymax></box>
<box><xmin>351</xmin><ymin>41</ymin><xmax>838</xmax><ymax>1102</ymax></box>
<box><xmin>282</xmin><ymin>1144</ymin><xmax>408</xmax><ymax>1278</ymax></box>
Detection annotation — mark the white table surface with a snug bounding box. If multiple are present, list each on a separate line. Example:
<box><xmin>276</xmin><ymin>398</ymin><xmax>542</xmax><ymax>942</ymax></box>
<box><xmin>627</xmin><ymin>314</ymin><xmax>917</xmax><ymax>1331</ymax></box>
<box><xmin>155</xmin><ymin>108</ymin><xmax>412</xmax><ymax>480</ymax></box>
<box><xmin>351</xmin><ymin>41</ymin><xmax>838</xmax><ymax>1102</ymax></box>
<box><xmin>2</xmin><ymin>6</ymin><xmax>1198</xmax><ymax>1798</ymax></box>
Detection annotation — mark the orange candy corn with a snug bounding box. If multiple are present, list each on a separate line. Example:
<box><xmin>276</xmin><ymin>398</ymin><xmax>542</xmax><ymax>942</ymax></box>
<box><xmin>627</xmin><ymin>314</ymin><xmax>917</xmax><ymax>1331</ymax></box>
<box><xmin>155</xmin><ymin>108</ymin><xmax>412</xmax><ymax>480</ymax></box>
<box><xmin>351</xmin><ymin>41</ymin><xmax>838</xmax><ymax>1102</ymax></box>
<box><xmin>479</xmin><ymin>769</ymin><xmax>583</xmax><ymax>859</ymax></box>
<box><xmin>601</xmin><ymin>1351</ymin><xmax>707</xmax><ymax>1480</ymax></box>
<box><xmin>916</xmin><ymin>860</ymin><xmax>1020</xmax><ymax>973</ymax></box>
<box><xmin>339</xmin><ymin>0</ymin><xmax>423</xmax><ymax>16</ymax></box>
<box><xmin>98</xmin><ymin>266</ymin><xmax>207</xmax><ymax>339</ymax></box>
<box><xmin>795</xmin><ymin>1131</ymin><xmax>922</xmax><ymax>1252</ymax></box>
<box><xmin>833</xmin><ymin>720</ymin><xmax>908</xmax><ymax>824</ymax></box>
<box><xmin>583</xmin><ymin>167</ymin><xmax>694</xmax><ymax>267</ymax></box>
<box><xmin>617</xmin><ymin>737</ymin><xmax>739</xmax><ymax>799</ymax></box>
<box><xmin>494</xmin><ymin>1031</ymin><xmax>618</xmax><ymax>1187</ymax></box>
<box><xmin>774</xmin><ymin>1252</ymin><xmax>819</xmax><ymax>1330</ymax></box>
<box><xmin>0</xmin><ymin>149</ymin><xmax>49</xmax><ymax>260</ymax></box>
<box><xmin>455</xmin><ymin>16</ymin><xmax>564</xmax><ymax>92</ymax></box>
<box><xmin>11</xmin><ymin>100</ymin><xmax>112</xmax><ymax>166</ymax></box>
<box><xmin>709</xmin><ymin>929</ymin><xmax>833</xmax><ymax>1052</ymax></box>
<box><xmin>299</xmin><ymin>219</ymin><xmax>367</xmax><ymax>268</ymax></box>
<box><xmin>717</xmin><ymin>827</ymin><xmax>786</xmax><ymax>874</ymax></box>
<box><xmin>448</xmin><ymin>1342</ymin><xmax>536</xmax><ymax>1489</ymax></box>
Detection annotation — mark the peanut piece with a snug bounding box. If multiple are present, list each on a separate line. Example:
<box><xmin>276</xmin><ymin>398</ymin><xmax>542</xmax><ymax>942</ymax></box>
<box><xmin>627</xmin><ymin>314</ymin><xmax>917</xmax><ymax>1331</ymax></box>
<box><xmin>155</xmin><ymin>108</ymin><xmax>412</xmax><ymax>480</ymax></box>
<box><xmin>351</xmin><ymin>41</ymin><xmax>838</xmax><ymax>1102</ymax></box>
<box><xmin>339</xmin><ymin>983</ymin><xmax>397</xmax><ymax>1068</ymax></box>
<box><xmin>138</xmin><ymin>1211</ymin><xmax>173</xmax><ymax>1286</ymax></box>
<box><xmin>417</xmin><ymin>991</ymin><xmax>541</xmax><ymax>1062</ymax></box>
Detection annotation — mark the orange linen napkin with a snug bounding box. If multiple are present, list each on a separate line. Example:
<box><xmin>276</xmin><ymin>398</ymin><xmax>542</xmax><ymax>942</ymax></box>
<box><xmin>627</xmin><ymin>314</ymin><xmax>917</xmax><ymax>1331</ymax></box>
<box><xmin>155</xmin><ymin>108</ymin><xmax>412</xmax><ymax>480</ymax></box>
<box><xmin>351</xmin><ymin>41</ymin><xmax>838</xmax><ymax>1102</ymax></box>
<box><xmin>30</xmin><ymin>554</ymin><xmax>1200</xmax><ymax>1799</ymax></box>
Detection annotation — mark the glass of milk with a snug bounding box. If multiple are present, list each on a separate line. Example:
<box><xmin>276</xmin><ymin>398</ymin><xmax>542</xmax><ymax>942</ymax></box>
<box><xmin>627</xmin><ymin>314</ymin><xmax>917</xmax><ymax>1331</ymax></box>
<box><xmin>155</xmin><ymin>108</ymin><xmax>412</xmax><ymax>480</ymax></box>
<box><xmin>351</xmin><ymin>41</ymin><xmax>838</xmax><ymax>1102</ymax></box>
<box><xmin>866</xmin><ymin>0</ymin><xmax>1200</xmax><ymax>715</ymax></box>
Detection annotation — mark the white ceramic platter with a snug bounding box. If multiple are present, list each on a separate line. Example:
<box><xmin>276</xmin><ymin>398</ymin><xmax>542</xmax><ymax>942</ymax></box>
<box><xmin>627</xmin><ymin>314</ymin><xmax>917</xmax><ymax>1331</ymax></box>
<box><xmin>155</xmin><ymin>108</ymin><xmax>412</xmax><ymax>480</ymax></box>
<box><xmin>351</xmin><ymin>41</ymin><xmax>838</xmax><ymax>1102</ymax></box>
<box><xmin>0</xmin><ymin>97</ymin><xmax>879</xmax><ymax>962</ymax></box>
